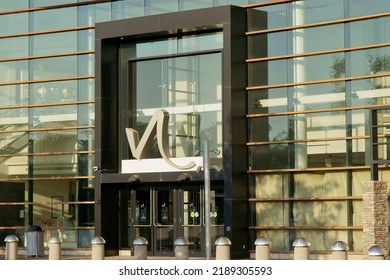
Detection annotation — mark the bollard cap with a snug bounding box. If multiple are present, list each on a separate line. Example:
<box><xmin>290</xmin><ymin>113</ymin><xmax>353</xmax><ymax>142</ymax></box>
<box><xmin>133</xmin><ymin>237</ymin><xmax>148</xmax><ymax>246</ymax></box>
<box><xmin>4</xmin><ymin>234</ymin><xmax>19</xmax><ymax>243</ymax></box>
<box><xmin>91</xmin><ymin>236</ymin><xmax>106</xmax><ymax>245</ymax></box>
<box><xmin>215</xmin><ymin>236</ymin><xmax>231</xmax><ymax>246</ymax></box>
<box><xmin>254</xmin><ymin>237</ymin><xmax>271</xmax><ymax>246</ymax></box>
<box><xmin>367</xmin><ymin>245</ymin><xmax>385</xmax><ymax>256</ymax></box>
<box><xmin>174</xmin><ymin>237</ymin><xmax>190</xmax><ymax>246</ymax></box>
<box><xmin>292</xmin><ymin>237</ymin><xmax>310</xmax><ymax>247</ymax></box>
<box><xmin>48</xmin><ymin>236</ymin><xmax>62</xmax><ymax>244</ymax></box>
<box><xmin>330</xmin><ymin>241</ymin><xmax>348</xmax><ymax>251</ymax></box>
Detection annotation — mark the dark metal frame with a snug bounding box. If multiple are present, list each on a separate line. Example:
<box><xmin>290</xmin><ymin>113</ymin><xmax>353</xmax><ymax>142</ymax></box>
<box><xmin>95</xmin><ymin>5</ymin><xmax>249</xmax><ymax>258</ymax></box>
<box><xmin>370</xmin><ymin>106</ymin><xmax>390</xmax><ymax>181</ymax></box>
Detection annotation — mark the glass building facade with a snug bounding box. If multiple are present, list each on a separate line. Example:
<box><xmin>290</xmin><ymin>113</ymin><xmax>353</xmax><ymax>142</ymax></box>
<box><xmin>0</xmin><ymin>0</ymin><xmax>389</xmax><ymax>256</ymax></box>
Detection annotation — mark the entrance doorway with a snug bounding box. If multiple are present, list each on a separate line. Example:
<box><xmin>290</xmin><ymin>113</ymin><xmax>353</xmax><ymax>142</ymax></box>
<box><xmin>120</xmin><ymin>184</ymin><xmax>224</xmax><ymax>257</ymax></box>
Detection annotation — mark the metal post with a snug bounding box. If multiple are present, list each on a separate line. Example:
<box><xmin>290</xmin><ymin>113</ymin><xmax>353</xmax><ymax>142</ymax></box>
<box><xmin>48</xmin><ymin>236</ymin><xmax>61</xmax><ymax>260</ymax></box>
<box><xmin>4</xmin><ymin>235</ymin><xmax>19</xmax><ymax>260</ymax></box>
<box><xmin>91</xmin><ymin>236</ymin><xmax>106</xmax><ymax>260</ymax></box>
<box><xmin>254</xmin><ymin>237</ymin><xmax>271</xmax><ymax>260</ymax></box>
<box><xmin>174</xmin><ymin>237</ymin><xmax>190</xmax><ymax>260</ymax></box>
<box><xmin>367</xmin><ymin>245</ymin><xmax>386</xmax><ymax>260</ymax></box>
<box><xmin>133</xmin><ymin>237</ymin><xmax>148</xmax><ymax>260</ymax></box>
<box><xmin>292</xmin><ymin>237</ymin><xmax>310</xmax><ymax>260</ymax></box>
<box><xmin>215</xmin><ymin>236</ymin><xmax>231</xmax><ymax>260</ymax></box>
<box><xmin>330</xmin><ymin>241</ymin><xmax>348</xmax><ymax>260</ymax></box>
<box><xmin>204</xmin><ymin>139</ymin><xmax>211</xmax><ymax>260</ymax></box>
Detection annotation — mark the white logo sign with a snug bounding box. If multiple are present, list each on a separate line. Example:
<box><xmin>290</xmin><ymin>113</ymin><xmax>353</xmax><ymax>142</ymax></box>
<box><xmin>125</xmin><ymin>109</ymin><xmax>196</xmax><ymax>170</ymax></box>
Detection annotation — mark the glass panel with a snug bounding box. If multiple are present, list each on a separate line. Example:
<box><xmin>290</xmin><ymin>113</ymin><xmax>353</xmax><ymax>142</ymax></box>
<box><xmin>250</xmin><ymin>144</ymin><xmax>289</xmax><ymax>170</ymax></box>
<box><xmin>350</xmin><ymin>46</ymin><xmax>390</xmax><ymax>78</ymax></box>
<box><xmin>346</xmin><ymin>0</ymin><xmax>390</xmax><ymax>17</ymax></box>
<box><xmin>30</xmin><ymin>55</ymin><xmax>79</xmax><ymax>80</ymax></box>
<box><xmin>32</xmin><ymin>31</ymin><xmax>78</xmax><ymax>56</ymax></box>
<box><xmin>0</xmin><ymin>60</ymin><xmax>28</xmax><ymax>83</ymax></box>
<box><xmin>351</xmin><ymin>78</ymin><xmax>390</xmax><ymax>107</ymax></box>
<box><xmin>248</xmin><ymin>4</ymin><xmax>287</xmax><ymax>31</ymax></box>
<box><xmin>289</xmin><ymin>0</ymin><xmax>344</xmax><ymax>25</ymax></box>
<box><xmin>249</xmin><ymin>32</ymin><xmax>286</xmax><ymax>59</ymax></box>
<box><xmin>182</xmin><ymin>0</ymin><xmax>213</xmax><ymax>10</ymax></box>
<box><xmin>0</xmin><ymin>13</ymin><xmax>28</xmax><ymax>35</ymax></box>
<box><xmin>133</xmin><ymin>190</ymin><xmax>152</xmax><ymax>251</ymax></box>
<box><xmin>249</xmin><ymin>88</ymin><xmax>288</xmax><ymax>115</ymax></box>
<box><xmin>178</xmin><ymin>33</ymin><xmax>223</xmax><ymax>53</ymax></box>
<box><xmin>133</xmin><ymin>53</ymin><xmax>223</xmax><ymax>164</ymax></box>
<box><xmin>30</xmin><ymin>0</ymin><xmax>77</xmax><ymax>7</ymax></box>
<box><xmin>287</xmin><ymin>24</ymin><xmax>344</xmax><ymax>55</ymax></box>
<box><xmin>30</xmin><ymin>106</ymin><xmax>77</xmax><ymax>128</ymax></box>
<box><xmin>78</xmin><ymin>29</ymin><xmax>95</xmax><ymax>51</ymax></box>
<box><xmin>250</xmin><ymin>115</ymin><xmax>288</xmax><ymax>142</ymax></box>
<box><xmin>183</xmin><ymin>189</ymin><xmax>201</xmax><ymax>252</ymax></box>
<box><xmin>0</xmin><ymin>156</ymin><xmax>28</xmax><ymax>178</ymax></box>
<box><xmin>0</xmin><ymin>85</ymin><xmax>28</xmax><ymax>107</ymax></box>
<box><xmin>78</xmin><ymin>104</ymin><xmax>94</xmax><ymax>126</ymax></box>
<box><xmin>349</xmin><ymin>17</ymin><xmax>390</xmax><ymax>48</ymax></box>
<box><xmin>32</xmin><ymin>154</ymin><xmax>78</xmax><ymax>176</ymax></box>
<box><xmin>112</xmin><ymin>0</ymin><xmax>144</xmax><ymax>20</ymax></box>
<box><xmin>248</xmin><ymin>59</ymin><xmax>287</xmax><ymax>87</ymax></box>
<box><xmin>290</xmin><ymin>83</ymin><xmax>346</xmax><ymax>111</ymax></box>
<box><xmin>30</xmin><ymin>130</ymin><xmax>78</xmax><ymax>152</ymax></box>
<box><xmin>0</xmin><ymin>0</ymin><xmax>29</xmax><ymax>11</ymax></box>
<box><xmin>31</xmin><ymin>7</ymin><xmax>77</xmax><ymax>32</ymax></box>
<box><xmin>0</xmin><ymin>37</ymin><xmax>28</xmax><ymax>59</ymax></box>
<box><xmin>78</xmin><ymin>4</ymin><xmax>111</xmax><ymax>25</ymax></box>
<box><xmin>78</xmin><ymin>78</ymin><xmax>95</xmax><ymax>101</ymax></box>
<box><xmin>148</xmin><ymin>0</ymin><xmax>178</xmax><ymax>15</ymax></box>
<box><xmin>0</xmin><ymin>108</ymin><xmax>28</xmax><ymax>128</ymax></box>
<box><xmin>30</xmin><ymin>81</ymin><xmax>78</xmax><ymax>104</ymax></box>
<box><xmin>0</xmin><ymin>132</ymin><xmax>28</xmax><ymax>155</ymax></box>
<box><xmin>155</xmin><ymin>189</ymin><xmax>174</xmax><ymax>253</ymax></box>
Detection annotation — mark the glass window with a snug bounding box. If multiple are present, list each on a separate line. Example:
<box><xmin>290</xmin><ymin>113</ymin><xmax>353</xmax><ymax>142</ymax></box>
<box><xmin>349</xmin><ymin>46</ymin><xmax>390</xmax><ymax>78</ymax></box>
<box><xmin>30</xmin><ymin>54</ymin><xmax>93</xmax><ymax>80</ymax></box>
<box><xmin>0</xmin><ymin>156</ymin><xmax>27</xmax><ymax>178</ymax></box>
<box><xmin>250</xmin><ymin>115</ymin><xmax>288</xmax><ymax>142</ymax></box>
<box><xmin>178</xmin><ymin>33</ymin><xmax>223</xmax><ymax>53</ymax></box>
<box><xmin>249</xmin><ymin>88</ymin><xmax>288</xmax><ymax>115</ymax></box>
<box><xmin>250</xmin><ymin>144</ymin><xmax>289</xmax><ymax>169</ymax></box>
<box><xmin>287</xmin><ymin>24</ymin><xmax>344</xmax><ymax>55</ymax></box>
<box><xmin>288</xmin><ymin>53</ymin><xmax>345</xmax><ymax>83</ymax></box>
<box><xmin>249</xmin><ymin>32</ymin><xmax>287</xmax><ymax>58</ymax></box>
<box><xmin>349</xmin><ymin>17</ymin><xmax>390</xmax><ymax>48</ymax></box>
<box><xmin>78</xmin><ymin>29</ymin><xmax>94</xmax><ymax>51</ymax></box>
<box><xmin>346</xmin><ymin>0</ymin><xmax>390</xmax><ymax>17</ymax></box>
<box><xmin>32</xmin><ymin>31</ymin><xmax>78</xmax><ymax>56</ymax></box>
<box><xmin>0</xmin><ymin>60</ymin><xmax>28</xmax><ymax>83</ymax></box>
<box><xmin>351</xmin><ymin>78</ymin><xmax>390</xmax><ymax>107</ymax></box>
<box><xmin>30</xmin><ymin>80</ymin><xmax>78</xmax><ymax>104</ymax></box>
<box><xmin>0</xmin><ymin>13</ymin><xmax>28</xmax><ymax>35</ymax></box>
<box><xmin>30</xmin><ymin>0</ymin><xmax>77</xmax><ymax>7</ymax></box>
<box><xmin>181</xmin><ymin>0</ymin><xmax>213</xmax><ymax>10</ymax></box>
<box><xmin>32</xmin><ymin>154</ymin><xmax>78</xmax><ymax>176</ymax></box>
<box><xmin>30</xmin><ymin>106</ymin><xmax>77</xmax><ymax>129</ymax></box>
<box><xmin>77</xmin><ymin>129</ymin><xmax>94</xmax><ymax>151</ymax></box>
<box><xmin>289</xmin><ymin>83</ymin><xmax>346</xmax><ymax>111</ymax></box>
<box><xmin>248</xmin><ymin>59</ymin><xmax>288</xmax><ymax>87</ymax></box>
<box><xmin>0</xmin><ymin>132</ymin><xmax>28</xmax><ymax>155</ymax></box>
<box><xmin>0</xmin><ymin>108</ymin><xmax>28</xmax><ymax>128</ymax></box>
<box><xmin>147</xmin><ymin>0</ymin><xmax>179</xmax><ymax>15</ymax></box>
<box><xmin>248</xmin><ymin>4</ymin><xmax>287</xmax><ymax>31</ymax></box>
<box><xmin>132</xmin><ymin>52</ymin><xmax>222</xmax><ymax>161</ymax></box>
<box><xmin>0</xmin><ymin>0</ymin><xmax>29</xmax><ymax>11</ymax></box>
<box><xmin>112</xmin><ymin>0</ymin><xmax>145</xmax><ymax>20</ymax></box>
<box><xmin>0</xmin><ymin>37</ymin><xmax>28</xmax><ymax>59</ymax></box>
<box><xmin>78</xmin><ymin>104</ymin><xmax>94</xmax><ymax>126</ymax></box>
<box><xmin>289</xmin><ymin>0</ymin><xmax>344</xmax><ymax>25</ymax></box>
<box><xmin>0</xmin><ymin>85</ymin><xmax>29</xmax><ymax>107</ymax></box>
<box><xmin>78</xmin><ymin>78</ymin><xmax>94</xmax><ymax>101</ymax></box>
<box><xmin>31</xmin><ymin>7</ymin><xmax>77</xmax><ymax>32</ymax></box>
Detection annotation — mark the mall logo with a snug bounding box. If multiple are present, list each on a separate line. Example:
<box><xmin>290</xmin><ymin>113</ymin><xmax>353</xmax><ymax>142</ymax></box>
<box><xmin>124</xmin><ymin>109</ymin><xmax>198</xmax><ymax>172</ymax></box>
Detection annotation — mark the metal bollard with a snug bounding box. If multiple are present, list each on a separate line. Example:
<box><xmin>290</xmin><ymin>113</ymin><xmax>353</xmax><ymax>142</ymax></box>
<box><xmin>91</xmin><ymin>236</ymin><xmax>106</xmax><ymax>260</ymax></box>
<box><xmin>330</xmin><ymin>241</ymin><xmax>348</xmax><ymax>260</ymax></box>
<box><xmin>174</xmin><ymin>237</ymin><xmax>190</xmax><ymax>260</ymax></box>
<box><xmin>367</xmin><ymin>245</ymin><xmax>386</xmax><ymax>260</ymax></box>
<box><xmin>292</xmin><ymin>238</ymin><xmax>310</xmax><ymax>260</ymax></box>
<box><xmin>215</xmin><ymin>236</ymin><xmax>231</xmax><ymax>260</ymax></box>
<box><xmin>48</xmin><ymin>236</ymin><xmax>62</xmax><ymax>260</ymax></box>
<box><xmin>254</xmin><ymin>237</ymin><xmax>271</xmax><ymax>260</ymax></box>
<box><xmin>133</xmin><ymin>237</ymin><xmax>148</xmax><ymax>260</ymax></box>
<box><xmin>4</xmin><ymin>235</ymin><xmax>19</xmax><ymax>260</ymax></box>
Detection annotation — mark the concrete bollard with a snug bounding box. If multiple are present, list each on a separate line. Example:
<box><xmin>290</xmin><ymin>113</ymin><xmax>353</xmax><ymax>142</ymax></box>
<box><xmin>330</xmin><ymin>241</ymin><xmax>348</xmax><ymax>260</ymax></box>
<box><xmin>4</xmin><ymin>235</ymin><xmax>19</xmax><ymax>260</ymax></box>
<box><xmin>133</xmin><ymin>237</ymin><xmax>148</xmax><ymax>260</ymax></box>
<box><xmin>292</xmin><ymin>238</ymin><xmax>310</xmax><ymax>260</ymax></box>
<box><xmin>48</xmin><ymin>236</ymin><xmax>62</xmax><ymax>260</ymax></box>
<box><xmin>254</xmin><ymin>237</ymin><xmax>271</xmax><ymax>260</ymax></box>
<box><xmin>215</xmin><ymin>236</ymin><xmax>231</xmax><ymax>260</ymax></box>
<box><xmin>367</xmin><ymin>245</ymin><xmax>386</xmax><ymax>260</ymax></box>
<box><xmin>174</xmin><ymin>237</ymin><xmax>190</xmax><ymax>260</ymax></box>
<box><xmin>91</xmin><ymin>236</ymin><xmax>106</xmax><ymax>260</ymax></box>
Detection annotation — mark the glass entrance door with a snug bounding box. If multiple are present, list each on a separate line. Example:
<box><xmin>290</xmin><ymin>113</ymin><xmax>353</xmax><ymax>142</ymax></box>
<box><xmin>120</xmin><ymin>185</ymin><xmax>223</xmax><ymax>257</ymax></box>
